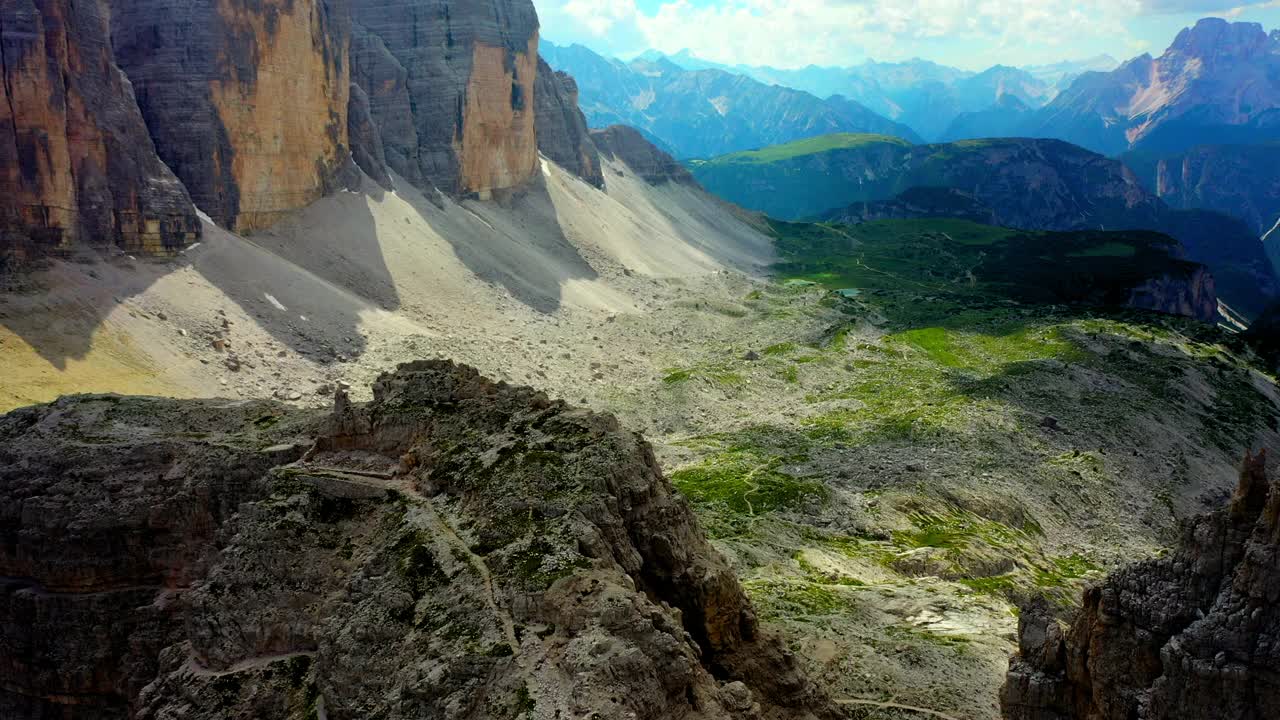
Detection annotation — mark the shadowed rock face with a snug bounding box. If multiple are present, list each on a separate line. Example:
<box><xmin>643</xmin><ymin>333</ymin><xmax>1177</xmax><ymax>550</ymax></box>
<box><xmin>349</xmin><ymin>0</ymin><xmax>541</xmax><ymax>198</ymax></box>
<box><xmin>0</xmin><ymin>362</ymin><xmax>835</xmax><ymax>720</ymax></box>
<box><xmin>2</xmin><ymin>0</ymin><xmax>615</xmax><ymax>262</ymax></box>
<box><xmin>0</xmin><ymin>0</ymin><xmax>200</xmax><ymax>265</ymax></box>
<box><xmin>108</xmin><ymin>0</ymin><xmax>352</xmax><ymax>232</ymax></box>
<box><xmin>534</xmin><ymin>58</ymin><xmax>603</xmax><ymax>189</ymax></box>
<box><xmin>591</xmin><ymin>125</ymin><xmax>696</xmax><ymax>185</ymax></box>
<box><xmin>1002</xmin><ymin>450</ymin><xmax>1280</xmax><ymax>719</ymax></box>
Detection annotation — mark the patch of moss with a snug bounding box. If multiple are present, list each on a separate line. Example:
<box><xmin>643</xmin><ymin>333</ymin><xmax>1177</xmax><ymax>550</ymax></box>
<box><xmin>671</xmin><ymin>456</ymin><xmax>828</xmax><ymax>516</ymax></box>
<box><xmin>744</xmin><ymin>578</ymin><xmax>851</xmax><ymax>619</ymax></box>
<box><xmin>894</xmin><ymin>511</ymin><xmax>1026</xmax><ymax>551</ymax></box>
<box><xmin>1033</xmin><ymin>554</ymin><xmax>1102</xmax><ymax>588</ymax></box>
<box><xmin>958</xmin><ymin>574</ymin><xmax>1018</xmax><ymax>597</ymax></box>
<box><xmin>392</xmin><ymin>531</ymin><xmax>449</xmax><ymax>597</ymax></box>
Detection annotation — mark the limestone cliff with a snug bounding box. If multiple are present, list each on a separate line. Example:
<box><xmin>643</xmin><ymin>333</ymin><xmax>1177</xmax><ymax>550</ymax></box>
<box><xmin>0</xmin><ymin>362</ymin><xmax>835</xmax><ymax>720</ymax></box>
<box><xmin>0</xmin><ymin>0</ymin><xmax>199</xmax><ymax>265</ymax></box>
<box><xmin>1125</xmin><ymin>265</ymin><xmax>1218</xmax><ymax>324</ymax></box>
<box><xmin>108</xmin><ymin>0</ymin><xmax>351</xmax><ymax>232</ymax></box>
<box><xmin>349</xmin><ymin>0</ymin><xmax>541</xmax><ymax>198</ymax></box>
<box><xmin>1002</xmin><ymin>451</ymin><xmax>1280</xmax><ymax>719</ymax></box>
<box><xmin>534</xmin><ymin>58</ymin><xmax>603</xmax><ymax>188</ymax></box>
<box><xmin>592</xmin><ymin>125</ymin><xmax>696</xmax><ymax>185</ymax></box>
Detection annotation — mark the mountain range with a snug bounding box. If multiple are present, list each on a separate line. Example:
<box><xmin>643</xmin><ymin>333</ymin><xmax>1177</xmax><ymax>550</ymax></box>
<box><xmin>540</xmin><ymin>41</ymin><xmax>922</xmax><ymax>159</ymax></box>
<box><xmin>1018</xmin><ymin>18</ymin><xmax>1280</xmax><ymax>157</ymax></box>
<box><xmin>557</xmin><ymin>18</ymin><xmax>1280</xmax><ymax>164</ymax></box>
<box><xmin>634</xmin><ymin>50</ymin><xmax>1118</xmax><ymax>142</ymax></box>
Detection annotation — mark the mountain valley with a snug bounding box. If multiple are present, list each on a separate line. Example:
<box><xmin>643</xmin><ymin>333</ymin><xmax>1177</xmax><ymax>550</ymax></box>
<box><xmin>2</xmin><ymin>2</ymin><xmax>1280</xmax><ymax>719</ymax></box>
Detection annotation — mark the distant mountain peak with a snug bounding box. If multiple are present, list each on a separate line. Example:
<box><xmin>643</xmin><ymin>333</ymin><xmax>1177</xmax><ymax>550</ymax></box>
<box><xmin>1168</xmin><ymin>17</ymin><xmax>1274</xmax><ymax>61</ymax></box>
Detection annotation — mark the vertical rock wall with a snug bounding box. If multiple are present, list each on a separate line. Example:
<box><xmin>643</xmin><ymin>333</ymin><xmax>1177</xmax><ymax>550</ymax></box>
<box><xmin>2</xmin><ymin>0</ymin><xmax>608</xmax><ymax>262</ymax></box>
<box><xmin>0</xmin><ymin>0</ymin><xmax>198</xmax><ymax>264</ymax></box>
<box><xmin>534</xmin><ymin>58</ymin><xmax>604</xmax><ymax>188</ymax></box>
<box><xmin>1002</xmin><ymin>451</ymin><xmax>1280</xmax><ymax>719</ymax></box>
<box><xmin>349</xmin><ymin>0</ymin><xmax>541</xmax><ymax>196</ymax></box>
<box><xmin>108</xmin><ymin>0</ymin><xmax>350</xmax><ymax>232</ymax></box>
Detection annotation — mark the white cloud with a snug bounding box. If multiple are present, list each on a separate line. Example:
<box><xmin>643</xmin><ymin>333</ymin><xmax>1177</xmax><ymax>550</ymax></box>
<box><xmin>538</xmin><ymin>0</ymin><xmax>1155</xmax><ymax>68</ymax></box>
<box><xmin>559</xmin><ymin>0</ymin><xmax>639</xmax><ymax>35</ymax></box>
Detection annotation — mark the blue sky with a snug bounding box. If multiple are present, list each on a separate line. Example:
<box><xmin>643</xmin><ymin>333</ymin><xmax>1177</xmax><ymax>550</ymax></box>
<box><xmin>535</xmin><ymin>0</ymin><xmax>1280</xmax><ymax>70</ymax></box>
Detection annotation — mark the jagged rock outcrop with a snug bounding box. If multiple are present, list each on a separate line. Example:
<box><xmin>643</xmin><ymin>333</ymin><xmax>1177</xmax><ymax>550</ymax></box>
<box><xmin>1002</xmin><ymin>450</ymin><xmax>1280</xmax><ymax>719</ymax></box>
<box><xmin>349</xmin><ymin>0</ymin><xmax>540</xmax><ymax>199</ymax></box>
<box><xmin>0</xmin><ymin>361</ymin><xmax>834</xmax><ymax>720</ymax></box>
<box><xmin>108</xmin><ymin>0</ymin><xmax>352</xmax><ymax>232</ymax></box>
<box><xmin>0</xmin><ymin>0</ymin><xmax>199</xmax><ymax>266</ymax></box>
<box><xmin>592</xmin><ymin>125</ymin><xmax>696</xmax><ymax>185</ymax></box>
<box><xmin>534</xmin><ymin>58</ymin><xmax>603</xmax><ymax>188</ymax></box>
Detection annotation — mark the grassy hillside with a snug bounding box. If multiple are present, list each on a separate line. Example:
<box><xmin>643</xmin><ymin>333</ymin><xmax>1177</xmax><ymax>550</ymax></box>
<box><xmin>687</xmin><ymin>134</ymin><xmax>1280</xmax><ymax>318</ymax></box>
<box><xmin>692</xmin><ymin>133</ymin><xmax>914</xmax><ymax>164</ymax></box>
<box><xmin>771</xmin><ymin>219</ymin><xmax>1202</xmax><ymax>311</ymax></box>
<box><xmin>687</xmin><ymin>134</ymin><xmax>915</xmax><ymax>220</ymax></box>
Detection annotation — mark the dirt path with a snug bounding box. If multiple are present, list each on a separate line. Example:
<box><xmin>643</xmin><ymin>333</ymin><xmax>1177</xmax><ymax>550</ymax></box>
<box><xmin>293</xmin><ymin>463</ymin><xmax>520</xmax><ymax>651</ymax></box>
<box><xmin>416</xmin><ymin>493</ymin><xmax>520</xmax><ymax>650</ymax></box>
<box><xmin>184</xmin><ymin>651</ymin><xmax>313</xmax><ymax>678</ymax></box>
<box><xmin>834</xmin><ymin>697</ymin><xmax>964</xmax><ymax>720</ymax></box>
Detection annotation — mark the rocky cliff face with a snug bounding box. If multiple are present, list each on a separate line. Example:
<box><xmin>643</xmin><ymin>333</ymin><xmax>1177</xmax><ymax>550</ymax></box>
<box><xmin>109</xmin><ymin>0</ymin><xmax>352</xmax><ymax>232</ymax></box>
<box><xmin>1120</xmin><ymin>144</ymin><xmax>1280</xmax><ymax>239</ymax></box>
<box><xmin>592</xmin><ymin>125</ymin><xmax>696</xmax><ymax>185</ymax></box>
<box><xmin>1002</xmin><ymin>450</ymin><xmax>1280</xmax><ymax>719</ymax></box>
<box><xmin>1125</xmin><ymin>265</ymin><xmax>1218</xmax><ymax>324</ymax></box>
<box><xmin>534</xmin><ymin>59</ymin><xmax>603</xmax><ymax>188</ymax></box>
<box><xmin>0</xmin><ymin>0</ymin><xmax>199</xmax><ymax>265</ymax></box>
<box><xmin>0</xmin><ymin>361</ymin><xmax>834</xmax><ymax>720</ymax></box>
<box><xmin>349</xmin><ymin>0</ymin><xmax>540</xmax><ymax>198</ymax></box>
<box><xmin>3</xmin><ymin>0</ymin><xmax>610</xmax><ymax>262</ymax></box>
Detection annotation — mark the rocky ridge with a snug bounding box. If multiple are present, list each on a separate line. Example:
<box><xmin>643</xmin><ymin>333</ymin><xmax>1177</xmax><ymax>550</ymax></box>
<box><xmin>1002</xmin><ymin>450</ymin><xmax>1280</xmax><ymax>719</ymax></box>
<box><xmin>0</xmin><ymin>361</ymin><xmax>834</xmax><ymax>719</ymax></box>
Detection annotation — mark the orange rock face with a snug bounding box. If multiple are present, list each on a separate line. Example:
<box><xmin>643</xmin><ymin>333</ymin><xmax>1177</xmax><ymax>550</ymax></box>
<box><xmin>109</xmin><ymin>0</ymin><xmax>350</xmax><ymax>233</ymax></box>
<box><xmin>0</xmin><ymin>0</ymin><xmax>199</xmax><ymax>262</ymax></box>
<box><xmin>458</xmin><ymin>35</ymin><xmax>539</xmax><ymax>198</ymax></box>
<box><xmin>209</xmin><ymin>0</ymin><xmax>351</xmax><ymax>231</ymax></box>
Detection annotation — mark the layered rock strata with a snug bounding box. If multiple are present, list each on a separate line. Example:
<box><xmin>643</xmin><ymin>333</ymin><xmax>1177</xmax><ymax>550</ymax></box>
<box><xmin>108</xmin><ymin>0</ymin><xmax>352</xmax><ymax>232</ymax></box>
<box><xmin>0</xmin><ymin>0</ymin><xmax>199</xmax><ymax>264</ymax></box>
